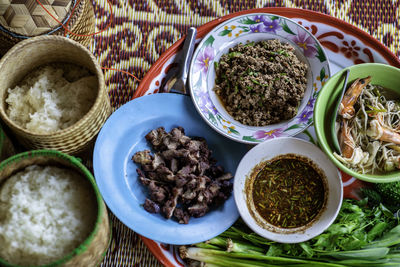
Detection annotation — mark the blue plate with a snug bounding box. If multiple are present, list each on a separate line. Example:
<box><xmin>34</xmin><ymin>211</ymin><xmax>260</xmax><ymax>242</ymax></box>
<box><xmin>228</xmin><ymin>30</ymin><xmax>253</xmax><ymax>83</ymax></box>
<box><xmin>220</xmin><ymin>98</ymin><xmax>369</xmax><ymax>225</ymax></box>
<box><xmin>93</xmin><ymin>94</ymin><xmax>248</xmax><ymax>245</ymax></box>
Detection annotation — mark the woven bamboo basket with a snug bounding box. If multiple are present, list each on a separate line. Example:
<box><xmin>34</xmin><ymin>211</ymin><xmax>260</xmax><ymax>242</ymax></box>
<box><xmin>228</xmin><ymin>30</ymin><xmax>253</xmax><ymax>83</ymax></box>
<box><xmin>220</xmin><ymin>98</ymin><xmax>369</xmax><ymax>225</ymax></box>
<box><xmin>66</xmin><ymin>0</ymin><xmax>95</xmax><ymax>47</ymax></box>
<box><xmin>0</xmin><ymin>150</ymin><xmax>111</xmax><ymax>267</ymax></box>
<box><xmin>0</xmin><ymin>35</ymin><xmax>111</xmax><ymax>154</ymax></box>
<box><xmin>0</xmin><ymin>0</ymin><xmax>95</xmax><ymax>56</ymax></box>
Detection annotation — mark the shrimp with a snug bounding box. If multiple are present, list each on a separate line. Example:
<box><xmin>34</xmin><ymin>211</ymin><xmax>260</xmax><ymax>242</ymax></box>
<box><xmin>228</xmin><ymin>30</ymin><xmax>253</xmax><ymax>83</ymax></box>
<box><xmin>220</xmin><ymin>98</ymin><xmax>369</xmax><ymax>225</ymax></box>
<box><xmin>339</xmin><ymin>76</ymin><xmax>372</xmax><ymax>119</ymax></box>
<box><xmin>339</xmin><ymin>118</ymin><xmax>355</xmax><ymax>158</ymax></box>
<box><xmin>335</xmin><ymin>119</ymin><xmax>370</xmax><ymax>170</ymax></box>
<box><xmin>367</xmin><ymin>119</ymin><xmax>400</xmax><ymax>144</ymax></box>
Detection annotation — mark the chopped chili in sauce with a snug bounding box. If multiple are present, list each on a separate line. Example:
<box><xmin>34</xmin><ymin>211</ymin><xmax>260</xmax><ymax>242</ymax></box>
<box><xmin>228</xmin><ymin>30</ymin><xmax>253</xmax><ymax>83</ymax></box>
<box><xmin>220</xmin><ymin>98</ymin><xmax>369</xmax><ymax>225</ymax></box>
<box><xmin>251</xmin><ymin>154</ymin><xmax>326</xmax><ymax>228</ymax></box>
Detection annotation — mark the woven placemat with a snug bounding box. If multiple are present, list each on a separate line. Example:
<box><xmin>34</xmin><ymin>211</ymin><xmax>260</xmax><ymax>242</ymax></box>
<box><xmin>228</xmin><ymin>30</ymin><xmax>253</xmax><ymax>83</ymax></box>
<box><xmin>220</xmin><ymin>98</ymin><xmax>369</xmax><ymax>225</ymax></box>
<box><xmin>89</xmin><ymin>0</ymin><xmax>400</xmax><ymax>110</ymax></box>
<box><xmin>0</xmin><ymin>0</ymin><xmax>396</xmax><ymax>266</ymax></box>
<box><xmin>86</xmin><ymin>1</ymin><xmax>399</xmax><ymax>266</ymax></box>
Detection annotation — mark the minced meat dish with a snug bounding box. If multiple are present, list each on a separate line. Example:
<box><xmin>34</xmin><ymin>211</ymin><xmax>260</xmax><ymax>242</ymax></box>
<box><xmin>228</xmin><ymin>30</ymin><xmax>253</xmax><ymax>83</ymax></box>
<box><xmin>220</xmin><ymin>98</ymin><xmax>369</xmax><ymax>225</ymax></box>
<box><xmin>214</xmin><ymin>39</ymin><xmax>308</xmax><ymax>126</ymax></box>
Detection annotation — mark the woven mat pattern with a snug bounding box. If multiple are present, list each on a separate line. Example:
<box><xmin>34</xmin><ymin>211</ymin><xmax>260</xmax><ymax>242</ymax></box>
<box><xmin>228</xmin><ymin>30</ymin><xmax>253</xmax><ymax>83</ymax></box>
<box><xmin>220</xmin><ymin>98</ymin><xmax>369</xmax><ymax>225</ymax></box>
<box><xmin>87</xmin><ymin>1</ymin><xmax>400</xmax><ymax>266</ymax></box>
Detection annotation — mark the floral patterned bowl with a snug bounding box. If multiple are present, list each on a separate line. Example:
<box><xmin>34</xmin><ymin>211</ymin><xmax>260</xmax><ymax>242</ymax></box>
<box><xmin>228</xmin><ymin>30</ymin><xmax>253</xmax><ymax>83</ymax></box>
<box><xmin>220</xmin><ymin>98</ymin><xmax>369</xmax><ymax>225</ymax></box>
<box><xmin>188</xmin><ymin>13</ymin><xmax>330</xmax><ymax>144</ymax></box>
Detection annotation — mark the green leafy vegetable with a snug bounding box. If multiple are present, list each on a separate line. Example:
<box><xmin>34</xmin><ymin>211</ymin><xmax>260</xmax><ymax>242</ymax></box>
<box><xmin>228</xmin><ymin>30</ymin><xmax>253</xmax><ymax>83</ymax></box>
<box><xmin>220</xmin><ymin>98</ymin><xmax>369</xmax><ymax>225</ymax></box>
<box><xmin>181</xmin><ymin>199</ymin><xmax>400</xmax><ymax>266</ymax></box>
<box><xmin>319</xmin><ymin>247</ymin><xmax>390</xmax><ymax>260</ymax></box>
<box><xmin>375</xmin><ymin>182</ymin><xmax>400</xmax><ymax>207</ymax></box>
<box><xmin>361</xmin><ymin>188</ymin><xmax>383</xmax><ymax>207</ymax></box>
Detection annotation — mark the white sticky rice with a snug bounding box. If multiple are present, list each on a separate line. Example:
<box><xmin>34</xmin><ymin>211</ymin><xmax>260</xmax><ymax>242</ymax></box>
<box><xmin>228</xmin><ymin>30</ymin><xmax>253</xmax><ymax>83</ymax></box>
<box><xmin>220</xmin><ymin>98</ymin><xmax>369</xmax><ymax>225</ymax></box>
<box><xmin>5</xmin><ymin>63</ymin><xmax>97</xmax><ymax>134</ymax></box>
<box><xmin>0</xmin><ymin>165</ymin><xmax>97</xmax><ymax>266</ymax></box>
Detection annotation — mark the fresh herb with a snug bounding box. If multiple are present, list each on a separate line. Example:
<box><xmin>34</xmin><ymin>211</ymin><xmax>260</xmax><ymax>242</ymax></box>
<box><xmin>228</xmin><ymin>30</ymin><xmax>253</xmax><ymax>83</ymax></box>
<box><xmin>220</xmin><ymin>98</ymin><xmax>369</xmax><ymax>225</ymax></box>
<box><xmin>375</xmin><ymin>181</ymin><xmax>400</xmax><ymax>209</ymax></box>
<box><xmin>366</xmin><ymin>104</ymin><xmax>386</xmax><ymax>114</ymax></box>
<box><xmin>214</xmin><ymin>61</ymin><xmax>219</xmax><ymax>70</ymax></box>
<box><xmin>245</xmin><ymin>68</ymin><xmax>254</xmax><ymax>76</ymax></box>
<box><xmin>244</xmin><ymin>41</ymin><xmax>255</xmax><ymax>47</ymax></box>
<box><xmin>252</xmin><ymin>155</ymin><xmax>325</xmax><ymax>228</ymax></box>
<box><xmin>360</xmin><ymin>188</ymin><xmax>382</xmax><ymax>207</ymax></box>
<box><xmin>228</xmin><ymin>52</ymin><xmax>242</xmax><ymax>58</ymax></box>
<box><xmin>234</xmin><ymin>84</ymin><xmax>239</xmax><ymax>93</ymax></box>
<box><xmin>251</xmin><ymin>79</ymin><xmax>261</xmax><ymax>85</ymax></box>
<box><xmin>246</xmin><ymin>86</ymin><xmax>254</xmax><ymax>91</ymax></box>
<box><xmin>277</xmin><ymin>49</ymin><xmax>289</xmax><ymax>57</ymax></box>
<box><xmin>373</xmin><ymin>87</ymin><xmax>381</xmax><ymax>97</ymax></box>
<box><xmin>246</xmin><ymin>70</ymin><xmax>259</xmax><ymax>77</ymax></box>
<box><xmin>181</xmin><ymin>199</ymin><xmax>400</xmax><ymax>266</ymax></box>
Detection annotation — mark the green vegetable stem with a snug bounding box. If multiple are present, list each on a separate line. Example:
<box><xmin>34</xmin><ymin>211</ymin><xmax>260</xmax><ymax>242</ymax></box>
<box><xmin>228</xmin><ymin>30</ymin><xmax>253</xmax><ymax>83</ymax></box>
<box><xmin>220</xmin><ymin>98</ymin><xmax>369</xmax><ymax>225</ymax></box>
<box><xmin>181</xmin><ymin>199</ymin><xmax>400</xmax><ymax>266</ymax></box>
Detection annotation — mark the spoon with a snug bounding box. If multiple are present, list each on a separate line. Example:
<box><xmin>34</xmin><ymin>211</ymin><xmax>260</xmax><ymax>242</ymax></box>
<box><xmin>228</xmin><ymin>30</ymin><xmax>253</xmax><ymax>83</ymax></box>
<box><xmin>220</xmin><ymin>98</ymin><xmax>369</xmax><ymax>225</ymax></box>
<box><xmin>331</xmin><ymin>69</ymin><xmax>350</xmax><ymax>154</ymax></box>
<box><xmin>161</xmin><ymin>27</ymin><xmax>197</xmax><ymax>94</ymax></box>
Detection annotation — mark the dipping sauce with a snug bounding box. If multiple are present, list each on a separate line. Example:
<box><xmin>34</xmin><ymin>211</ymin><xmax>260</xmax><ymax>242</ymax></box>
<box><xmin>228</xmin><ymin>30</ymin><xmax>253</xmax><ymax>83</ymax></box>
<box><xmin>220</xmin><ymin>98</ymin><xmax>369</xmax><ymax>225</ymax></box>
<box><xmin>251</xmin><ymin>154</ymin><xmax>326</xmax><ymax>228</ymax></box>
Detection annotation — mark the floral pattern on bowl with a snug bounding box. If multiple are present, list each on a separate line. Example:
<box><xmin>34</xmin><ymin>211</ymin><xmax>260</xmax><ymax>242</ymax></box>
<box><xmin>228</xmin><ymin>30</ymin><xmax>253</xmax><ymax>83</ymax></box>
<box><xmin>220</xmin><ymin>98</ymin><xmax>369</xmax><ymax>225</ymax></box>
<box><xmin>188</xmin><ymin>13</ymin><xmax>330</xmax><ymax>144</ymax></box>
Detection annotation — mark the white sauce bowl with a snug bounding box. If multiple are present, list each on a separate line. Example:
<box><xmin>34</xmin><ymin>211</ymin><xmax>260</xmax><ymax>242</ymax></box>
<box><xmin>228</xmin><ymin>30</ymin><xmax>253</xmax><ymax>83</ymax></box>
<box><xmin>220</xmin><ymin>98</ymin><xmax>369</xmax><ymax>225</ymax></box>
<box><xmin>234</xmin><ymin>137</ymin><xmax>343</xmax><ymax>243</ymax></box>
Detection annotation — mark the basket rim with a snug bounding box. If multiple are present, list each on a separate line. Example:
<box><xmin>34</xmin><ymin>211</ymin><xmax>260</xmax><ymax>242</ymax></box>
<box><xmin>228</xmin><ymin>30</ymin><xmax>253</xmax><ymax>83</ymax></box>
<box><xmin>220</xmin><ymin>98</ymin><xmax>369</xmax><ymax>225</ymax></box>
<box><xmin>0</xmin><ymin>149</ymin><xmax>108</xmax><ymax>267</ymax></box>
<box><xmin>0</xmin><ymin>35</ymin><xmax>108</xmax><ymax>138</ymax></box>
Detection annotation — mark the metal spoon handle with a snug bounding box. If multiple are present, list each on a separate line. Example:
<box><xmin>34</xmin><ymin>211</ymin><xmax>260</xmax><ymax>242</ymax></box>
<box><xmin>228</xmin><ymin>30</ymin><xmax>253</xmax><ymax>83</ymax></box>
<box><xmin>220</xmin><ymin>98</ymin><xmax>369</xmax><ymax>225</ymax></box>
<box><xmin>177</xmin><ymin>27</ymin><xmax>197</xmax><ymax>80</ymax></box>
<box><xmin>332</xmin><ymin>69</ymin><xmax>350</xmax><ymax>154</ymax></box>
<box><xmin>336</xmin><ymin>69</ymin><xmax>350</xmax><ymax>116</ymax></box>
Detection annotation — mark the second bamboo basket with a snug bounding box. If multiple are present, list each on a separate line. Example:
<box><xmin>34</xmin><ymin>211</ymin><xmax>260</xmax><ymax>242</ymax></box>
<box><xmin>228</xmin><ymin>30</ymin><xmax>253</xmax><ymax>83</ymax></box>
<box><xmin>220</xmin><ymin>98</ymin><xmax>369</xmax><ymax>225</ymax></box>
<box><xmin>0</xmin><ymin>35</ymin><xmax>111</xmax><ymax>154</ymax></box>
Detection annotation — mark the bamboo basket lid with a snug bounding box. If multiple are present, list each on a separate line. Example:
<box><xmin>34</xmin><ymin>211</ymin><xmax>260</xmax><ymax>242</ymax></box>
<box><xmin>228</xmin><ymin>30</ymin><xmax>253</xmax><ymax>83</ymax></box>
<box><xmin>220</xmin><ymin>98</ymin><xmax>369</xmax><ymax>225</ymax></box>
<box><xmin>0</xmin><ymin>0</ymin><xmax>75</xmax><ymax>36</ymax></box>
<box><xmin>0</xmin><ymin>0</ymin><xmax>94</xmax><ymax>55</ymax></box>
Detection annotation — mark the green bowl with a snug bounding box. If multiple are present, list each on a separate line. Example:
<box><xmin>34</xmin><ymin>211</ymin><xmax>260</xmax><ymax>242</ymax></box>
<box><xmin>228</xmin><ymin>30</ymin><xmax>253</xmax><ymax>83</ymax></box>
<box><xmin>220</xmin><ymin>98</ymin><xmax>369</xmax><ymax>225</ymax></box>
<box><xmin>314</xmin><ymin>63</ymin><xmax>400</xmax><ymax>183</ymax></box>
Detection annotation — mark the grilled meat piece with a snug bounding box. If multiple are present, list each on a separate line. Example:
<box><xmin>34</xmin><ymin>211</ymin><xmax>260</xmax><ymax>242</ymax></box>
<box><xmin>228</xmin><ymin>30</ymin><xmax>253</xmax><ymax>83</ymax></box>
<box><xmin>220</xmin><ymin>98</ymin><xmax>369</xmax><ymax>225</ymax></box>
<box><xmin>132</xmin><ymin>150</ymin><xmax>153</xmax><ymax>165</ymax></box>
<box><xmin>133</xmin><ymin>127</ymin><xmax>233</xmax><ymax>224</ymax></box>
<box><xmin>143</xmin><ymin>198</ymin><xmax>160</xmax><ymax>213</ymax></box>
<box><xmin>173</xmin><ymin>208</ymin><xmax>190</xmax><ymax>224</ymax></box>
